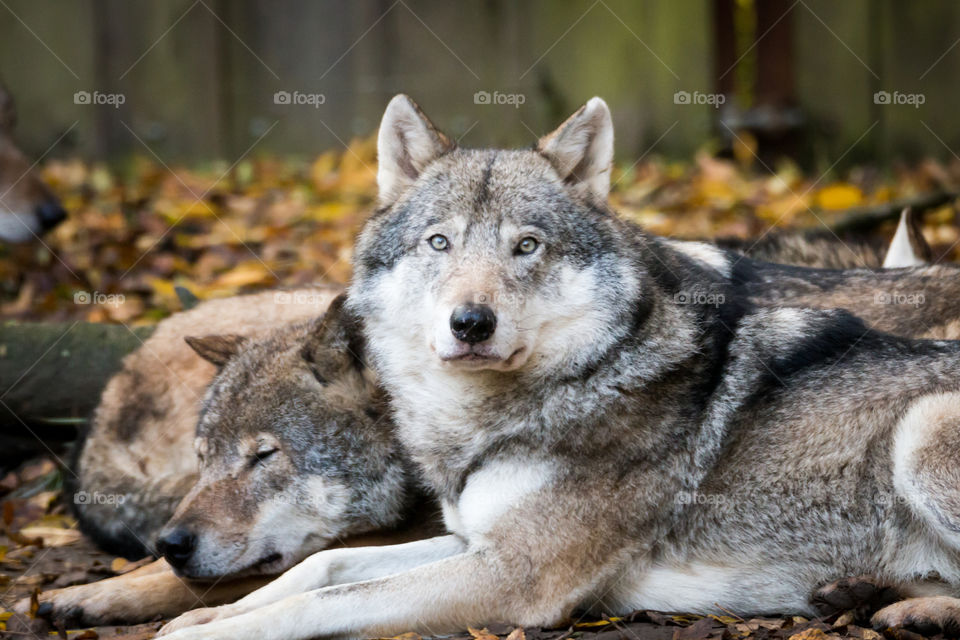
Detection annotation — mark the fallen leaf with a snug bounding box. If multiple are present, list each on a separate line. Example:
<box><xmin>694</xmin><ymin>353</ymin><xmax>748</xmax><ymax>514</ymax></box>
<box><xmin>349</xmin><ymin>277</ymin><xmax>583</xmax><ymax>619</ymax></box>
<box><xmin>816</xmin><ymin>183</ymin><xmax>863</xmax><ymax>210</ymax></box>
<box><xmin>468</xmin><ymin>627</ymin><xmax>499</xmax><ymax>640</ymax></box>
<box><xmin>17</xmin><ymin>526</ymin><xmax>81</xmax><ymax>547</ymax></box>
<box><xmin>505</xmin><ymin>628</ymin><xmax>525</xmax><ymax>640</ymax></box>
<box><xmin>788</xmin><ymin>629</ymin><xmax>829</xmax><ymax>640</ymax></box>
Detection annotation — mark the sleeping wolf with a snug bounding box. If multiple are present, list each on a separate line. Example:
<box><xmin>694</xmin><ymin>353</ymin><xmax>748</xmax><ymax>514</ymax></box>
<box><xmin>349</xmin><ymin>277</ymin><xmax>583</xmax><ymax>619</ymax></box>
<box><xmin>155</xmin><ymin>96</ymin><xmax>960</xmax><ymax>640</ymax></box>
<box><xmin>23</xmin><ymin>290</ymin><xmax>435</xmax><ymax>625</ymax></box>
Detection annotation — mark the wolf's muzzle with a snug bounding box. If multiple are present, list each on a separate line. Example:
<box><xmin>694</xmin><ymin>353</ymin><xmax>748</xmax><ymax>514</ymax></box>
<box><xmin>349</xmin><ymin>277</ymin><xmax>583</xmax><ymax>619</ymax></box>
<box><xmin>450</xmin><ymin>303</ymin><xmax>497</xmax><ymax>344</ymax></box>
<box><xmin>156</xmin><ymin>528</ymin><xmax>196</xmax><ymax>571</ymax></box>
<box><xmin>35</xmin><ymin>200</ymin><xmax>67</xmax><ymax>231</ymax></box>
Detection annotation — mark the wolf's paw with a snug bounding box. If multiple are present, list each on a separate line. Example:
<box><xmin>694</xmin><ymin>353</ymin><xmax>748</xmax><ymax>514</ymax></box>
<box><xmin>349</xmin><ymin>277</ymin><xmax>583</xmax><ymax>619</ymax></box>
<box><xmin>812</xmin><ymin>575</ymin><xmax>903</xmax><ymax>619</ymax></box>
<box><xmin>158</xmin><ymin>605</ymin><xmax>235</xmax><ymax>636</ymax></box>
<box><xmin>872</xmin><ymin>596</ymin><xmax>960</xmax><ymax>636</ymax></box>
<box><xmin>13</xmin><ymin>591</ymin><xmax>89</xmax><ymax>628</ymax></box>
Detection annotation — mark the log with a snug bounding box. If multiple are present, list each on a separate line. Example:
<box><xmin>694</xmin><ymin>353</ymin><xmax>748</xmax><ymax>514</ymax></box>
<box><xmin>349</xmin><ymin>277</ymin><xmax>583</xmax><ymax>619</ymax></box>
<box><xmin>0</xmin><ymin>321</ymin><xmax>153</xmax><ymax>427</ymax></box>
<box><xmin>828</xmin><ymin>191</ymin><xmax>956</xmax><ymax>234</ymax></box>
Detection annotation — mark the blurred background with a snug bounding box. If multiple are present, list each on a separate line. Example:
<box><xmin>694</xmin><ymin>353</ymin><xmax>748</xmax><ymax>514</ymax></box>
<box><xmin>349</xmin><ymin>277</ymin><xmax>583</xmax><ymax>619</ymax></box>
<box><xmin>2</xmin><ymin>0</ymin><xmax>959</xmax><ymax>165</ymax></box>
<box><xmin>2</xmin><ymin>0</ymin><xmax>960</xmax><ymax>421</ymax></box>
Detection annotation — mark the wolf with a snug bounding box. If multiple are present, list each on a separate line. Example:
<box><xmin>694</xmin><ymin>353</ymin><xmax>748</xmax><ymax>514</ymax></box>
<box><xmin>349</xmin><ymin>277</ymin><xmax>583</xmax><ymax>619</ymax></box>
<box><xmin>155</xmin><ymin>96</ymin><xmax>960</xmax><ymax>640</ymax></box>
<box><xmin>24</xmin><ymin>288</ymin><xmax>432</xmax><ymax>626</ymax></box>
<box><xmin>0</xmin><ymin>82</ymin><xmax>67</xmax><ymax>241</ymax></box>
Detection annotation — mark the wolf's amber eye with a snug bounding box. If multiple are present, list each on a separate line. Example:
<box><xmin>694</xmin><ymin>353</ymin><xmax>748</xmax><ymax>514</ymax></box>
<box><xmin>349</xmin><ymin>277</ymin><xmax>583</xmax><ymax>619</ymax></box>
<box><xmin>428</xmin><ymin>234</ymin><xmax>449</xmax><ymax>251</ymax></box>
<box><xmin>516</xmin><ymin>237</ymin><xmax>539</xmax><ymax>255</ymax></box>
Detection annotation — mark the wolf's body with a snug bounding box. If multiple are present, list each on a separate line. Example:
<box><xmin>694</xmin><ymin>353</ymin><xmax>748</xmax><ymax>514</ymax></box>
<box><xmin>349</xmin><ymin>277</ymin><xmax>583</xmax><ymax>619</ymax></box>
<box><xmin>152</xmin><ymin>96</ymin><xmax>960</xmax><ymax>640</ymax></box>
<box><xmin>718</xmin><ymin>229</ymin><xmax>888</xmax><ymax>269</ymax></box>
<box><xmin>0</xmin><ymin>83</ymin><xmax>67</xmax><ymax>241</ymax></box>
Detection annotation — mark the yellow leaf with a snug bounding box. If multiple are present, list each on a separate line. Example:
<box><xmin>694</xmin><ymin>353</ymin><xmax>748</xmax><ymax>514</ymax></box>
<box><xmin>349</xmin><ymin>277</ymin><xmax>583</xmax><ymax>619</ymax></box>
<box><xmin>788</xmin><ymin>629</ymin><xmax>829</xmax><ymax>640</ymax></box>
<box><xmin>211</xmin><ymin>261</ymin><xmax>276</xmax><ymax>289</ymax></box>
<box><xmin>468</xmin><ymin>628</ymin><xmax>498</xmax><ymax>640</ymax></box>
<box><xmin>111</xmin><ymin>557</ymin><xmax>129</xmax><ymax>572</ymax></box>
<box><xmin>816</xmin><ymin>183</ymin><xmax>863</xmax><ymax>210</ymax></box>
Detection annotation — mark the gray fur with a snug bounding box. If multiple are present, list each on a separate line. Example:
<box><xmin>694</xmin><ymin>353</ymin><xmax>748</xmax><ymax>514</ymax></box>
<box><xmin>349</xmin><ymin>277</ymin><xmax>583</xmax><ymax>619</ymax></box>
<box><xmin>158</xmin><ymin>298</ymin><xmax>417</xmax><ymax>579</ymax></box>
<box><xmin>332</xmin><ymin>96</ymin><xmax>960</xmax><ymax>634</ymax></box>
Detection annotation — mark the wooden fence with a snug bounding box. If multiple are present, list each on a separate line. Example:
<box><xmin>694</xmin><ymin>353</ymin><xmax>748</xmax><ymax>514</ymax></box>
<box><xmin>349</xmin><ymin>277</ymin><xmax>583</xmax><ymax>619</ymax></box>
<box><xmin>0</xmin><ymin>0</ymin><xmax>959</xmax><ymax>167</ymax></box>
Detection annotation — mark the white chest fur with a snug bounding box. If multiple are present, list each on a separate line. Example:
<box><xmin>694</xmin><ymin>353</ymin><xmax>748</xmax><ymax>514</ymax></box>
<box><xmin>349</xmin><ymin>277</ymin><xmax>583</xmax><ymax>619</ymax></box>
<box><xmin>443</xmin><ymin>459</ymin><xmax>555</xmax><ymax>541</ymax></box>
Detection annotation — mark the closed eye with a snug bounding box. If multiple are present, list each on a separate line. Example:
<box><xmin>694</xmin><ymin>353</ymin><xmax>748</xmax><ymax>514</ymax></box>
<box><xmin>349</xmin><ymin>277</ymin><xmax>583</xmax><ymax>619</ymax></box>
<box><xmin>249</xmin><ymin>447</ymin><xmax>279</xmax><ymax>468</ymax></box>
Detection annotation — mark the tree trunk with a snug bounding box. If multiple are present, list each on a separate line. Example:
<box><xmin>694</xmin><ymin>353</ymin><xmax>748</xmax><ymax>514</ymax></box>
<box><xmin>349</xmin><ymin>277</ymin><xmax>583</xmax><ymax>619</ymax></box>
<box><xmin>0</xmin><ymin>322</ymin><xmax>153</xmax><ymax>428</ymax></box>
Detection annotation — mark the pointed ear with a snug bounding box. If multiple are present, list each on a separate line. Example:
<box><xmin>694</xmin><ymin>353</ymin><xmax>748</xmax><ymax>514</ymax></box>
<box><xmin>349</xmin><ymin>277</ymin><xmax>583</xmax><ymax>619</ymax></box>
<box><xmin>883</xmin><ymin>208</ymin><xmax>932</xmax><ymax>268</ymax></box>
<box><xmin>377</xmin><ymin>94</ymin><xmax>453</xmax><ymax>207</ymax></box>
<box><xmin>0</xmin><ymin>83</ymin><xmax>16</xmax><ymax>132</ymax></box>
<box><xmin>537</xmin><ymin>97</ymin><xmax>614</xmax><ymax>201</ymax></box>
<box><xmin>184</xmin><ymin>334</ymin><xmax>248</xmax><ymax>368</ymax></box>
<box><xmin>304</xmin><ymin>293</ymin><xmax>365</xmax><ymax>366</ymax></box>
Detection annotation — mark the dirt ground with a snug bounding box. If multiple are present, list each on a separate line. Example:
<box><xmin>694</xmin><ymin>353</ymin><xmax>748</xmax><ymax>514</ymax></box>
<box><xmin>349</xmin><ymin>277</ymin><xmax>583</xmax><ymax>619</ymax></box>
<box><xmin>0</xmin><ymin>457</ymin><xmax>946</xmax><ymax>640</ymax></box>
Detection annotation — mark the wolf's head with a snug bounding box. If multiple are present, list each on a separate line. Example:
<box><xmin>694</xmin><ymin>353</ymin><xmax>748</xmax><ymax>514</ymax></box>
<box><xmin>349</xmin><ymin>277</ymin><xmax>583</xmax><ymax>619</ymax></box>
<box><xmin>0</xmin><ymin>83</ymin><xmax>67</xmax><ymax>242</ymax></box>
<box><xmin>155</xmin><ymin>296</ymin><xmax>411</xmax><ymax>579</ymax></box>
<box><xmin>349</xmin><ymin>95</ymin><xmax>643</xmax><ymax>380</ymax></box>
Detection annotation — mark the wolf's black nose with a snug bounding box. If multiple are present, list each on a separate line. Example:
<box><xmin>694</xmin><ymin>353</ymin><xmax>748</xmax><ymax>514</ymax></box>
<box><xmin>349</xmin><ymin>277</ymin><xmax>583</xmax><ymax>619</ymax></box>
<box><xmin>35</xmin><ymin>201</ymin><xmax>67</xmax><ymax>231</ymax></box>
<box><xmin>450</xmin><ymin>303</ymin><xmax>497</xmax><ymax>344</ymax></box>
<box><xmin>156</xmin><ymin>529</ymin><xmax>196</xmax><ymax>570</ymax></box>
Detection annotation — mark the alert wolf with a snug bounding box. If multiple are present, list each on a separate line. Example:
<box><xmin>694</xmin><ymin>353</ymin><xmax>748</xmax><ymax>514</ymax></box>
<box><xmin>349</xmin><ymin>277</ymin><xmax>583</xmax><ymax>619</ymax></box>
<box><xmin>0</xmin><ymin>82</ymin><xmax>67</xmax><ymax>241</ymax></box>
<box><xmin>156</xmin><ymin>96</ymin><xmax>960</xmax><ymax>640</ymax></box>
<box><xmin>28</xmin><ymin>288</ymin><xmax>431</xmax><ymax>626</ymax></box>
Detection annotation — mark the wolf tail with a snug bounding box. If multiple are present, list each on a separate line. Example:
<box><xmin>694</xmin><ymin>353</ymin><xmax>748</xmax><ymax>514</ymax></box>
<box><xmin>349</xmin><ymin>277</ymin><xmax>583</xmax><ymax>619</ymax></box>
<box><xmin>68</xmin><ymin>434</ymin><xmax>196</xmax><ymax>559</ymax></box>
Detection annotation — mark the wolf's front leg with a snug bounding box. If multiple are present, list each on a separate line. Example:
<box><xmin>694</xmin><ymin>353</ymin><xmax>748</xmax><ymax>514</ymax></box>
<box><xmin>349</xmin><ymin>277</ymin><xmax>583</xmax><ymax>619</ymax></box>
<box><xmin>158</xmin><ymin>535</ymin><xmax>465</xmax><ymax>636</ymax></box>
<box><xmin>13</xmin><ymin>559</ymin><xmax>266</xmax><ymax>627</ymax></box>
<box><xmin>159</xmin><ymin>545</ymin><xmax>590</xmax><ymax>640</ymax></box>
<box><xmin>873</xmin><ymin>597</ymin><xmax>960</xmax><ymax>635</ymax></box>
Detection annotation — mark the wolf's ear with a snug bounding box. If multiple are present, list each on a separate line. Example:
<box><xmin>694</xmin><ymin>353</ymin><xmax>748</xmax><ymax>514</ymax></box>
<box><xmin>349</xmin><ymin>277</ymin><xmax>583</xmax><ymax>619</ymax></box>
<box><xmin>0</xmin><ymin>84</ymin><xmax>16</xmax><ymax>132</ymax></box>
<box><xmin>537</xmin><ymin>97</ymin><xmax>614</xmax><ymax>201</ymax></box>
<box><xmin>377</xmin><ymin>94</ymin><xmax>453</xmax><ymax>207</ymax></box>
<box><xmin>185</xmin><ymin>334</ymin><xmax>248</xmax><ymax>368</ymax></box>
<box><xmin>305</xmin><ymin>293</ymin><xmax>365</xmax><ymax>367</ymax></box>
<box><xmin>883</xmin><ymin>208</ymin><xmax>932</xmax><ymax>268</ymax></box>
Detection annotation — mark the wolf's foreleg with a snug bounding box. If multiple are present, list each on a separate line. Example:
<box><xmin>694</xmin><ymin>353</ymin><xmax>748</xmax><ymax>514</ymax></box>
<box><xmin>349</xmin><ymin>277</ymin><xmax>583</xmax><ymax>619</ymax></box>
<box><xmin>13</xmin><ymin>560</ymin><xmax>269</xmax><ymax>626</ymax></box>
<box><xmin>157</xmin><ymin>535</ymin><xmax>465</xmax><ymax>636</ymax></box>
<box><xmin>158</xmin><ymin>544</ymin><xmax>585</xmax><ymax>640</ymax></box>
<box><xmin>872</xmin><ymin>392</ymin><xmax>960</xmax><ymax>633</ymax></box>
